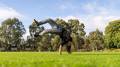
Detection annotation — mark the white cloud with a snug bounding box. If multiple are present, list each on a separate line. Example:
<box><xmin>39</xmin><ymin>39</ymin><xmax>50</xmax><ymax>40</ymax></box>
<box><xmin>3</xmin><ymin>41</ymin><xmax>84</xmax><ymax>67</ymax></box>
<box><xmin>0</xmin><ymin>6</ymin><xmax>23</xmax><ymax>22</ymax></box>
<box><xmin>58</xmin><ymin>16</ymin><xmax>82</xmax><ymax>22</ymax></box>
<box><xmin>80</xmin><ymin>2</ymin><xmax>120</xmax><ymax>33</ymax></box>
<box><xmin>83</xmin><ymin>15</ymin><xmax>120</xmax><ymax>34</ymax></box>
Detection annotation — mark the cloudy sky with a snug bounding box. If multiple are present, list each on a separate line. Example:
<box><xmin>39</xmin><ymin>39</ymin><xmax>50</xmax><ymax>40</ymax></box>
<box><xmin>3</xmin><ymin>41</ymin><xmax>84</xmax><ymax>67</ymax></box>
<box><xmin>0</xmin><ymin>0</ymin><xmax>120</xmax><ymax>36</ymax></box>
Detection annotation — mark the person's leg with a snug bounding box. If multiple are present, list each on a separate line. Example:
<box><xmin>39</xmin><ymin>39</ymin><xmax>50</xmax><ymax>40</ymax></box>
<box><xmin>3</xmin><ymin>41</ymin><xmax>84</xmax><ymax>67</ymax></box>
<box><xmin>59</xmin><ymin>45</ymin><xmax>62</xmax><ymax>55</ymax></box>
<box><xmin>66</xmin><ymin>42</ymin><xmax>71</xmax><ymax>54</ymax></box>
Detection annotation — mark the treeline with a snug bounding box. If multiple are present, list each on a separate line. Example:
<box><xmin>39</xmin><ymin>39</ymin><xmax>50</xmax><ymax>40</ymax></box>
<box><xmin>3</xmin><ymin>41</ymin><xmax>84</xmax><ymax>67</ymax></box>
<box><xmin>0</xmin><ymin>18</ymin><xmax>120</xmax><ymax>51</ymax></box>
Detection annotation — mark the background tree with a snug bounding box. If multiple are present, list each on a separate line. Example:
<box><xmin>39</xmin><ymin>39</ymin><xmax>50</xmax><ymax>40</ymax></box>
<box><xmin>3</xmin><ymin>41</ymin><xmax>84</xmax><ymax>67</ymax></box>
<box><xmin>68</xmin><ymin>19</ymin><xmax>86</xmax><ymax>50</ymax></box>
<box><xmin>24</xmin><ymin>36</ymin><xmax>37</xmax><ymax>51</ymax></box>
<box><xmin>88</xmin><ymin>29</ymin><xmax>104</xmax><ymax>51</ymax></box>
<box><xmin>84</xmin><ymin>36</ymin><xmax>92</xmax><ymax>51</ymax></box>
<box><xmin>51</xmin><ymin>35</ymin><xmax>61</xmax><ymax>51</ymax></box>
<box><xmin>0</xmin><ymin>18</ymin><xmax>26</xmax><ymax>51</ymax></box>
<box><xmin>29</xmin><ymin>21</ymin><xmax>45</xmax><ymax>51</ymax></box>
<box><xmin>37</xmin><ymin>34</ymin><xmax>52</xmax><ymax>51</ymax></box>
<box><xmin>105</xmin><ymin>20</ymin><xmax>120</xmax><ymax>48</ymax></box>
<box><xmin>55</xmin><ymin>18</ymin><xmax>69</xmax><ymax>29</ymax></box>
<box><xmin>68</xmin><ymin>19</ymin><xmax>86</xmax><ymax>36</ymax></box>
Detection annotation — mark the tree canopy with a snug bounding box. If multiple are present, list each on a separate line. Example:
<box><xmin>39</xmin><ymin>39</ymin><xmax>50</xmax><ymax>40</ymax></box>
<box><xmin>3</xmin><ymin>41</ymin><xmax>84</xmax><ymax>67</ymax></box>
<box><xmin>105</xmin><ymin>20</ymin><xmax>120</xmax><ymax>48</ymax></box>
<box><xmin>0</xmin><ymin>18</ymin><xmax>26</xmax><ymax>51</ymax></box>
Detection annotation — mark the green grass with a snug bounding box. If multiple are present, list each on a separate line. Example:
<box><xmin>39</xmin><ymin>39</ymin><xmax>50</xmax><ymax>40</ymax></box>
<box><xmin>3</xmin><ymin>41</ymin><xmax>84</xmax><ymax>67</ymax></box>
<box><xmin>0</xmin><ymin>52</ymin><xmax>120</xmax><ymax>67</ymax></box>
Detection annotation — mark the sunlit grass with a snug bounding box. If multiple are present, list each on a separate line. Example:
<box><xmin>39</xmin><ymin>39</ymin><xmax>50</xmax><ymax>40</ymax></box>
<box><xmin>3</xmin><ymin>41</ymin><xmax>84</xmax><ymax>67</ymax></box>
<box><xmin>0</xmin><ymin>52</ymin><xmax>120</xmax><ymax>67</ymax></box>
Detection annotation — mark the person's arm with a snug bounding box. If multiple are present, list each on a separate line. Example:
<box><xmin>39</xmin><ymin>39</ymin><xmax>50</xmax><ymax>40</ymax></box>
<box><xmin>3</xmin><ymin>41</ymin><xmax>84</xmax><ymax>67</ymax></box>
<box><xmin>34</xmin><ymin>19</ymin><xmax>58</xmax><ymax>27</ymax></box>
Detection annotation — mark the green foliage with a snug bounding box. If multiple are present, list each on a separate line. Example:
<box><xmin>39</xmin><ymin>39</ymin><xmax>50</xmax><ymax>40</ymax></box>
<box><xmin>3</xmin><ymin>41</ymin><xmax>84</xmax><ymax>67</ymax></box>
<box><xmin>56</xmin><ymin>18</ymin><xmax>69</xmax><ymax>28</ymax></box>
<box><xmin>68</xmin><ymin>19</ymin><xmax>86</xmax><ymax>36</ymax></box>
<box><xmin>0</xmin><ymin>18</ymin><xmax>26</xmax><ymax>51</ymax></box>
<box><xmin>84</xmin><ymin>36</ymin><xmax>92</xmax><ymax>51</ymax></box>
<box><xmin>51</xmin><ymin>35</ymin><xmax>61</xmax><ymax>51</ymax></box>
<box><xmin>105</xmin><ymin>20</ymin><xmax>120</xmax><ymax>48</ymax></box>
<box><xmin>37</xmin><ymin>34</ymin><xmax>52</xmax><ymax>51</ymax></box>
<box><xmin>88</xmin><ymin>29</ymin><xmax>104</xmax><ymax>50</ymax></box>
<box><xmin>68</xmin><ymin>19</ymin><xmax>86</xmax><ymax>50</ymax></box>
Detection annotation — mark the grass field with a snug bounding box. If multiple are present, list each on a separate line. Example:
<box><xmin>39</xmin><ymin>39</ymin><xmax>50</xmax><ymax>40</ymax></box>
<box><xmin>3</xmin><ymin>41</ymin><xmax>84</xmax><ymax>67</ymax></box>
<box><xmin>0</xmin><ymin>52</ymin><xmax>120</xmax><ymax>67</ymax></box>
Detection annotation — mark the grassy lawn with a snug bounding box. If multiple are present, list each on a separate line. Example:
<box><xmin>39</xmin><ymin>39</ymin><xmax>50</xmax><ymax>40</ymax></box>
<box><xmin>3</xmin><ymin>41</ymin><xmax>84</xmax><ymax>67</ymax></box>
<box><xmin>0</xmin><ymin>52</ymin><xmax>120</xmax><ymax>67</ymax></box>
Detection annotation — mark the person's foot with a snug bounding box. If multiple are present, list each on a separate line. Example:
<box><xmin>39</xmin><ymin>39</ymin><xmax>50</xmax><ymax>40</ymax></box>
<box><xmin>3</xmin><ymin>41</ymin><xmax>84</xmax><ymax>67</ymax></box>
<box><xmin>34</xmin><ymin>19</ymin><xmax>39</xmax><ymax>26</ymax></box>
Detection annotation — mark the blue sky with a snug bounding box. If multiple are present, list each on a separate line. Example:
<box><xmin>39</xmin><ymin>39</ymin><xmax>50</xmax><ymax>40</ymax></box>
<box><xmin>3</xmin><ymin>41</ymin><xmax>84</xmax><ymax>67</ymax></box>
<box><xmin>0</xmin><ymin>0</ymin><xmax>120</xmax><ymax>37</ymax></box>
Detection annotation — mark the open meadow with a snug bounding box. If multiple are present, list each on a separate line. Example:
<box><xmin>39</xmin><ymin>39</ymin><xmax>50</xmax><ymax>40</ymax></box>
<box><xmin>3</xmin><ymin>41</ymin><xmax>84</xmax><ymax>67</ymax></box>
<box><xmin>0</xmin><ymin>52</ymin><xmax>120</xmax><ymax>67</ymax></box>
